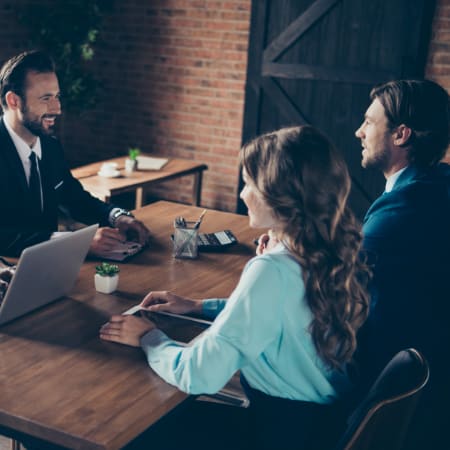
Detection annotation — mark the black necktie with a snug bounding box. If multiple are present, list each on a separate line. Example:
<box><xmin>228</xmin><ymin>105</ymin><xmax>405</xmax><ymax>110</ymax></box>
<box><xmin>29</xmin><ymin>151</ymin><xmax>42</xmax><ymax>214</ymax></box>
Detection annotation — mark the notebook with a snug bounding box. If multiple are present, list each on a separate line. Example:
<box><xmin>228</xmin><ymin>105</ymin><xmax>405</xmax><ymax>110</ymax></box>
<box><xmin>0</xmin><ymin>224</ymin><xmax>98</xmax><ymax>326</ymax></box>
<box><xmin>136</xmin><ymin>155</ymin><xmax>169</xmax><ymax>170</ymax></box>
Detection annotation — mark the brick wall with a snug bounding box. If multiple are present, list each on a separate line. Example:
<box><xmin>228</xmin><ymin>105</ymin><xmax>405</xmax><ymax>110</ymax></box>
<box><xmin>75</xmin><ymin>0</ymin><xmax>251</xmax><ymax>211</ymax></box>
<box><xmin>425</xmin><ymin>0</ymin><xmax>450</xmax><ymax>162</ymax></box>
<box><xmin>0</xmin><ymin>0</ymin><xmax>251</xmax><ymax>212</ymax></box>
<box><xmin>1</xmin><ymin>0</ymin><xmax>449</xmax><ymax>212</ymax></box>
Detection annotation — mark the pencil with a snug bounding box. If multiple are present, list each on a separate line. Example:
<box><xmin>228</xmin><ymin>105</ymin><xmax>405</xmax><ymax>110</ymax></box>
<box><xmin>194</xmin><ymin>209</ymin><xmax>207</xmax><ymax>229</ymax></box>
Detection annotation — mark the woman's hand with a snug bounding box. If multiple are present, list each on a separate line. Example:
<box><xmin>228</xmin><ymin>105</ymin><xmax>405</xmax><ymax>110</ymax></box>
<box><xmin>100</xmin><ymin>314</ymin><xmax>155</xmax><ymax>347</ymax></box>
<box><xmin>256</xmin><ymin>229</ymin><xmax>280</xmax><ymax>255</ymax></box>
<box><xmin>140</xmin><ymin>291</ymin><xmax>203</xmax><ymax>315</ymax></box>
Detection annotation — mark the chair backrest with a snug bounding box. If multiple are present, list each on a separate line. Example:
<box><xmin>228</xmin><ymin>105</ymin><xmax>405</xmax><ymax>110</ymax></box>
<box><xmin>334</xmin><ymin>348</ymin><xmax>429</xmax><ymax>450</ymax></box>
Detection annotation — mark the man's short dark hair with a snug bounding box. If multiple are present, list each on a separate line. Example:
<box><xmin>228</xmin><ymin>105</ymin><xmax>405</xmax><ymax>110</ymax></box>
<box><xmin>370</xmin><ymin>79</ymin><xmax>450</xmax><ymax>167</ymax></box>
<box><xmin>0</xmin><ymin>50</ymin><xmax>55</xmax><ymax>109</ymax></box>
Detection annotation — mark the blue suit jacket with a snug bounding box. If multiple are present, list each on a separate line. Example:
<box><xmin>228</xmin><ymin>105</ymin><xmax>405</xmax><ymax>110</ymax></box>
<box><xmin>0</xmin><ymin>117</ymin><xmax>115</xmax><ymax>256</ymax></box>
<box><xmin>355</xmin><ymin>163</ymin><xmax>450</xmax><ymax>448</ymax></box>
<box><xmin>356</xmin><ymin>164</ymin><xmax>450</xmax><ymax>450</ymax></box>
<box><xmin>358</xmin><ymin>163</ymin><xmax>450</xmax><ymax>382</ymax></box>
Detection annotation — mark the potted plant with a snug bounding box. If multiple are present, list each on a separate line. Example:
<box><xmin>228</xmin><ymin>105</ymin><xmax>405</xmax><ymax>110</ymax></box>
<box><xmin>16</xmin><ymin>1</ymin><xmax>113</xmax><ymax>114</ymax></box>
<box><xmin>125</xmin><ymin>147</ymin><xmax>141</xmax><ymax>173</ymax></box>
<box><xmin>95</xmin><ymin>262</ymin><xmax>120</xmax><ymax>294</ymax></box>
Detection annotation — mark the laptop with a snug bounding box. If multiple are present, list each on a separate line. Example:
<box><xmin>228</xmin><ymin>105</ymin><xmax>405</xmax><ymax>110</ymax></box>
<box><xmin>0</xmin><ymin>224</ymin><xmax>98</xmax><ymax>326</ymax></box>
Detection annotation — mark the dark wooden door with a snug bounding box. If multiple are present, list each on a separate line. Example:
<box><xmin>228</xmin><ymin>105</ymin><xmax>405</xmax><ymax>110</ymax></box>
<box><xmin>238</xmin><ymin>0</ymin><xmax>436</xmax><ymax>218</ymax></box>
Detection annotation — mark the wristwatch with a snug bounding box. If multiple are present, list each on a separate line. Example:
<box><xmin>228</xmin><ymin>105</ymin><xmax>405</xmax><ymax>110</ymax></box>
<box><xmin>110</xmin><ymin>208</ymin><xmax>134</xmax><ymax>227</ymax></box>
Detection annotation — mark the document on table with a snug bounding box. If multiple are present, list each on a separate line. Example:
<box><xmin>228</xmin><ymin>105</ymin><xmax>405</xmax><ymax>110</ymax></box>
<box><xmin>136</xmin><ymin>156</ymin><xmax>169</xmax><ymax>170</ymax></box>
<box><xmin>124</xmin><ymin>305</ymin><xmax>250</xmax><ymax>407</ymax></box>
<box><xmin>124</xmin><ymin>305</ymin><xmax>211</xmax><ymax>343</ymax></box>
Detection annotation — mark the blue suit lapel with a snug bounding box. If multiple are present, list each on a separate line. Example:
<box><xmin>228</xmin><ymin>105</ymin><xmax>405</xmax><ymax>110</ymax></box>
<box><xmin>363</xmin><ymin>166</ymin><xmax>418</xmax><ymax>224</ymax></box>
<box><xmin>389</xmin><ymin>165</ymin><xmax>419</xmax><ymax>190</ymax></box>
<box><xmin>363</xmin><ymin>192</ymin><xmax>386</xmax><ymax>223</ymax></box>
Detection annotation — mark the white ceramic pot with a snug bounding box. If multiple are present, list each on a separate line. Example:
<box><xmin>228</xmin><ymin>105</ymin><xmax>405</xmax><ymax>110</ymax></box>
<box><xmin>124</xmin><ymin>158</ymin><xmax>137</xmax><ymax>174</ymax></box>
<box><xmin>94</xmin><ymin>274</ymin><xmax>119</xmax><ymax>294</ymax></box>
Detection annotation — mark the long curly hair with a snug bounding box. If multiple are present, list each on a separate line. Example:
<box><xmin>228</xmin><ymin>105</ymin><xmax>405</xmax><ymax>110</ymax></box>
<box><xmin>240</xmin><ymin>125</ymin><xmax>370</xmax><ymax>369</ymax></box>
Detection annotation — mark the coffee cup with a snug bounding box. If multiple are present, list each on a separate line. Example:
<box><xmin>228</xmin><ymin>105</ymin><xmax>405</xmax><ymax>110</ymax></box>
<box><xmin>99</xmin><ymin>162</ymin><xmax>118</xmax><ymax>176</ymax></box>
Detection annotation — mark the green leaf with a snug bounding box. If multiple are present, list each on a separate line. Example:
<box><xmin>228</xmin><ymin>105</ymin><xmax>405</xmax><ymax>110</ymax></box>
<box><xmin>128</xmin><ymin>147</ymin><xmax>141</xmax><ymax>160</ymax></box>
<box><xmin>15</xmin><ymin>0</ymin><xmax>112</xmax><ymax>114</ymax></box>
<box><xmin>95</xmin><ymin>262</ymin><xmax>120</xmax><ymax>276</ymax></box>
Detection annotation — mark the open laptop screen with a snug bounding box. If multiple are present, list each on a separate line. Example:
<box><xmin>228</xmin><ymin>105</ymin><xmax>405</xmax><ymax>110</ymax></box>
<box><xmin>0</xmin><ymin>224</ymin><xmax>98</xmax><ymax>326</ymax></box>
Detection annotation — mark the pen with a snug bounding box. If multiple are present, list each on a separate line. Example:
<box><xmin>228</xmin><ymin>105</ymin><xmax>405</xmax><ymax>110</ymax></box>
<box><xmin>194</xmin><ymin>209</ymin><xmax>207</xmax><ymax>229</ymax></box>
<box><xmin>174</xmin><ymin>210</ymin><xmax>207</xmax><ymax>257</ymax></box>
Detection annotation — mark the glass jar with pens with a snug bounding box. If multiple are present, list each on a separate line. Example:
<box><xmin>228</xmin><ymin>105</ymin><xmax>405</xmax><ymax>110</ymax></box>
<box><xmin>173</xmin><ymin>210</ymin><xmax>207</xmax><ymax>259</ymax></box>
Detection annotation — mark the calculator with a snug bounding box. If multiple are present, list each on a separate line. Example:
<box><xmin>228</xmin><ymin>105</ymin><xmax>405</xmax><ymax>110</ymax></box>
<box><xmin>198</xmin><ymin>230</ymin><xmax>238</xmax><ymax>251</ymax></box>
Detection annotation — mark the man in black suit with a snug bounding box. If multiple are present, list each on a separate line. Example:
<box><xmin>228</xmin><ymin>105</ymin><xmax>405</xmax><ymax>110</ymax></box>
<box><xmin>355</xmin><ymin>79</ymin><xmax>450</xmax><ymax>449</ymax></box>
<box><xmin>0</xmin><ymin>50</ymin><xmax>150</xmax><ymax>256</ymax></box>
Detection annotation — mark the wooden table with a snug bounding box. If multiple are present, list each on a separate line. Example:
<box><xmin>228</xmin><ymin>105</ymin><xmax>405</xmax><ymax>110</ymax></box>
<box><xmin>0</xmin><ymin>201</ymin><xmax>254</xmax><ymax>450</ymax></box>
<box><xmin>71</xmin><ymin>156</ymin><xmax>208</xmax><ymax>209</ymax></box>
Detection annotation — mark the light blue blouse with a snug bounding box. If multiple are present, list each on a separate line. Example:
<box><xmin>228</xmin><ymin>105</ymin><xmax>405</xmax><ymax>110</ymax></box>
<box><xmin>140</xmin><ymin>243</ymin><xmax>350</xmax><ymax>402</ymax></box>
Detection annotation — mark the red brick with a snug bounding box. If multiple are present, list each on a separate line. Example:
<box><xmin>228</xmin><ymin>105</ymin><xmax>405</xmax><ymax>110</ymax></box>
<box><xmin>0</xmin><ymin>0</ymin><xmax>251</xmax><ymax>212</ymax></box>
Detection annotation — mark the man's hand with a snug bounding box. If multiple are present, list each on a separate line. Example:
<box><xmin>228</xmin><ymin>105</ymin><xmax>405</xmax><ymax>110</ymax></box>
<box><xmin>0</xmin><ymin>265</ymin><xmax>16</xmax><ymax>304</ymax></box>
<box><xmin>115</xmin><ymin>215</ymin><xmax>150</xmax><ymax>246</ymax></box>
<box><xmin>89</xmin><ymin>227</ymin><xmax>127</xmax><ymax>256</ymax></box>
<box><xmin>100</xmin><ymin>314</ymin><xmax>156</xmax><ymax>347</ymax></box>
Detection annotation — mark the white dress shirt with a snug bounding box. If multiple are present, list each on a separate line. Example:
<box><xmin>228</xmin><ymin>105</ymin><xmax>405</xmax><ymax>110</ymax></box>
<box><xmin>385</xmin><ymin>166</ymin><xmax>407</xmax><ymax>193</ymax></box>
<box><xmin>3</xmin><ymin>116</ymin><xmax>42</xmax><ymax>185</ymax></box>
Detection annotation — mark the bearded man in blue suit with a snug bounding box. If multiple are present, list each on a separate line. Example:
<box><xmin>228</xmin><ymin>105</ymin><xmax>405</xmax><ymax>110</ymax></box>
<box><xmin>355</xmin><ymin>79</ymin><xmax>450</xmax><ymax>449</ymax></box>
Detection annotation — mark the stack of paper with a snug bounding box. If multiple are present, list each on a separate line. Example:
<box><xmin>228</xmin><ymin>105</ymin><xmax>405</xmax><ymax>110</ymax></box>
<box><xmin>136</xmin><ymin>156</ymin><xmax>169</xmax><ymax>170</ymax></box>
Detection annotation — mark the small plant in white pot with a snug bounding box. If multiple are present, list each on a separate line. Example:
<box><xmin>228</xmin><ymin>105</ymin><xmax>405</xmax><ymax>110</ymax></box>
<box><xmin>95</xmin><ymin>262</ymin><xmax>120</xmax><ymax>294</ymax></box>
<box><xmin>125</xmin><ymin>147</ymin><xmax>140</xmax><ymax>173</ymax></box>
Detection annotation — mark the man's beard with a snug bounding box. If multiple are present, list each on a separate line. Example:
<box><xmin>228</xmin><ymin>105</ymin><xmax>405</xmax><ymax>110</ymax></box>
<box><xmin>21</xmin><ymin>106</ymin><xmax>58</xmax><ymax>138</ymax></box>
<box><xmin>361</xmin><ymin>140</ymin><xmax>392</xmax><ymax>172</ymax></box>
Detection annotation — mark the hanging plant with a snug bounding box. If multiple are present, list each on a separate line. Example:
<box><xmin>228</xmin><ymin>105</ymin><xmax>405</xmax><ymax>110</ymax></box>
<box><xmin>15</xmin><ymin>0</ymin><xmax>113</xmax><ymax>113</ymax></box>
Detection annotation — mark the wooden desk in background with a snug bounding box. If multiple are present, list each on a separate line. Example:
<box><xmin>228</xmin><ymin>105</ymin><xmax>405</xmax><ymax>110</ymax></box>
<box><xmin>0</xmin><ymin>201</ymin><xmax>254</xmax><ymax>450</ymax></box>
<box><xmin>71</xmin><ymin>156</ymin><xmax>208</xmax><ymax>209</ymax></box>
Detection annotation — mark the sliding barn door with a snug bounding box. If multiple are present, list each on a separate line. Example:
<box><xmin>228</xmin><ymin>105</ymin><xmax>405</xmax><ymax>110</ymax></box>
<box><xmin>238</xmin><ymin>0</ymin><xmax>436</xmax><ymax>218</ymax></box>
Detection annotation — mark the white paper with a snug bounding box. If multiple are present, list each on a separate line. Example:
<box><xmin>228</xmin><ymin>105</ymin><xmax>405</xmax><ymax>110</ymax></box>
<box><xmin>123</xmin><ymin>304</ymin><xmax>212</xmax><ymax>325</ymax></box>
<box><xmin>136</xmin><ymin>156</ymin><xmax>169</xmax><ymax>170</ymax></box>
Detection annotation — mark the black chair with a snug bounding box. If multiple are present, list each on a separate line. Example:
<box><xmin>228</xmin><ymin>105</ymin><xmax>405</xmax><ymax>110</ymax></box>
<box><xmin>334</xmin><ymin>348</ymin><xmax>429</xmax><ymax>450</ymax></box>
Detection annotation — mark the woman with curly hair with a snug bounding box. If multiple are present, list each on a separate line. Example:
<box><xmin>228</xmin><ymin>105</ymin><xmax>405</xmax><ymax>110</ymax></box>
<box><xmin>100</xmin><ymin>125</ymin><xmax>370</xmax><ymax>450</ymax></box>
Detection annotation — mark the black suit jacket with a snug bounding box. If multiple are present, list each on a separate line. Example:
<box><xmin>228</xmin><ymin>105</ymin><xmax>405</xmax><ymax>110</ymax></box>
<box><xmin>0</xmin><ymin>117</ymin><xmax>114</xmax><ymax>256</ymax></box>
